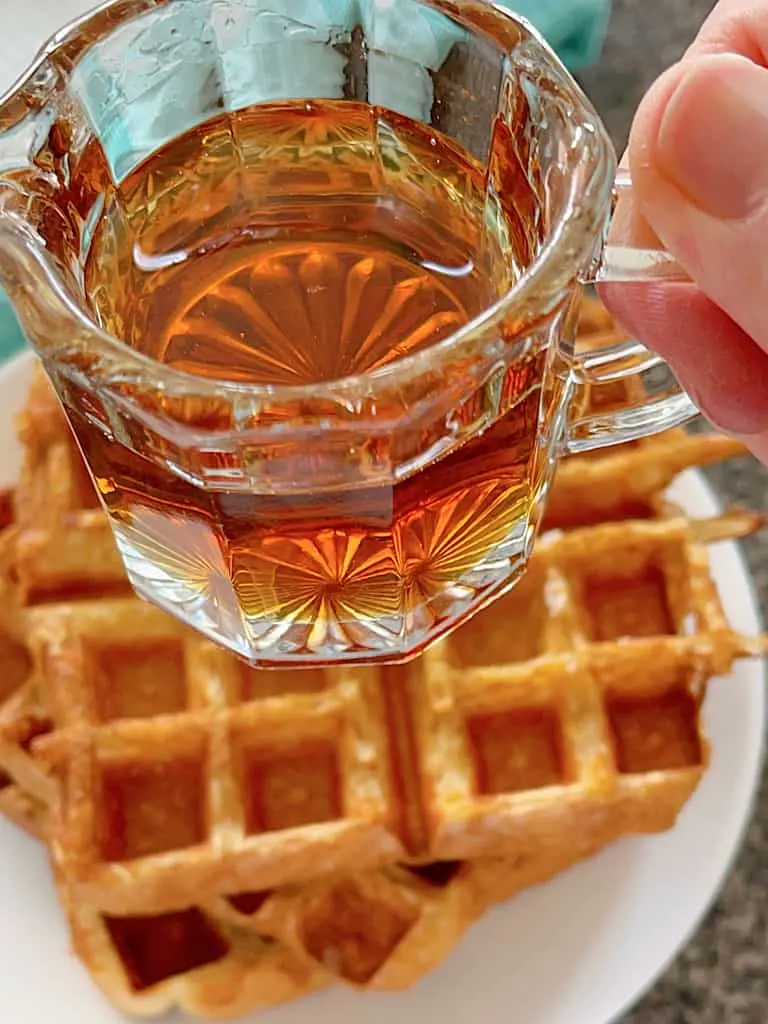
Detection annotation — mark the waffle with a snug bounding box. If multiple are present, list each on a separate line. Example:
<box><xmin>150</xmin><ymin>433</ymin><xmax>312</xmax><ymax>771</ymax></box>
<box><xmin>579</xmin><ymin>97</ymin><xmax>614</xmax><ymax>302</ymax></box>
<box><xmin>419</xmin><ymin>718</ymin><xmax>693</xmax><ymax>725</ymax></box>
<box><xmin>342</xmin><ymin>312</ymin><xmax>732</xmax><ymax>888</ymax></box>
<box><xmin>0</xmin><ymin>507</ymin><xmax>628</xmax><ymax>1005</ymax></box>
<box><xmin>0</xmin><ymin>537</ymin><xmax>630</xmax><ymax>1008</ymax></box>
<box><xmin>221</xmin><ymin>831</ymin><xmax>618</xmax><ymax>991</ymax></box>
<box><xmin>0</xmin><ymin>776</ymin><xmax>46</xmax><ymax>839</ymax></box>
<box><xmin>55</xmin><ymin>834</ymin><xmax>615</xmax><ymax>1017</ymax></box>
<box><xmin>8</xmin><ymin>370</ymin><xmax>126</xmax><ymax>605</ymax></box>
<box><xmin>0</xmin><ymin>571</ymin><xmax>627</xmax><ymax>1003</ymax></box>
<box><xmin>6</xmin><ymin>510</ymin><xmax>757</xmax><ymax>1008</ymax></box>
<box><xmin>55</xmin><ymin>869</ymin><xmax>333</xmax><ymax>1020</ymax></box>
<box><xmin>11</xmin><ymin>501</ymin><xmax>753</xmax><ymax>921</ymax></box>
<box><xmin>1</xmin><ymin>483</ymin><xmax>759</xmax><ymax>997</ymax></box>
<box><xmin>0</xmin><ymin>349</ymin><xmax>762</xmax><ymax>906</ymax></box>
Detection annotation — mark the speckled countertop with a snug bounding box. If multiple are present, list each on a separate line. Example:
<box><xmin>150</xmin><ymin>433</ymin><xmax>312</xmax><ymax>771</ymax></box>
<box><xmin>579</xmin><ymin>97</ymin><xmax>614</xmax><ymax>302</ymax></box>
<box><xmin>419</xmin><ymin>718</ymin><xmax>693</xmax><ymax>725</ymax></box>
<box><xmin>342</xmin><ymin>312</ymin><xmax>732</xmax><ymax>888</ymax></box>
<box><xmin>581</xmin><ymin>2</ymin><xmax>768</xmax><ymax>1020</ymax></box>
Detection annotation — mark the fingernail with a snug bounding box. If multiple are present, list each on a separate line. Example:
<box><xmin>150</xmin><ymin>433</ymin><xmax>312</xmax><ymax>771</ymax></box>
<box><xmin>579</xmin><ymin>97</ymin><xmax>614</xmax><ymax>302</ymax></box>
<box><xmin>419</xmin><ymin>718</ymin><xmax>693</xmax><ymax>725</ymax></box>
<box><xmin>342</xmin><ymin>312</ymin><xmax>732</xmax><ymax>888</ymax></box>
<box><xmin>657</xmin><ymin>54</ymin><xmax>768</xmax><ymax>219</ymax></box>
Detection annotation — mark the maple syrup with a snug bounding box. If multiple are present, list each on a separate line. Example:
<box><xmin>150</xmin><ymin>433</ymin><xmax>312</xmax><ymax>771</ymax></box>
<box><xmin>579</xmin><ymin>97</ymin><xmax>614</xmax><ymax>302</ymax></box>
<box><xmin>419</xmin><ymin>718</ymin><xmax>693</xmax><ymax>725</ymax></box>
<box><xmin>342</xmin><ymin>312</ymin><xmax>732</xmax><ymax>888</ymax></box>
<box><xmin>85</xmin><ymin>100</ymin><xmax>536</xmax><ymax>381</ymax></box>
<box><xmin>60</xmin><ymin>100</ymin><xmax>556</xmax><ymax>661</ymax></box>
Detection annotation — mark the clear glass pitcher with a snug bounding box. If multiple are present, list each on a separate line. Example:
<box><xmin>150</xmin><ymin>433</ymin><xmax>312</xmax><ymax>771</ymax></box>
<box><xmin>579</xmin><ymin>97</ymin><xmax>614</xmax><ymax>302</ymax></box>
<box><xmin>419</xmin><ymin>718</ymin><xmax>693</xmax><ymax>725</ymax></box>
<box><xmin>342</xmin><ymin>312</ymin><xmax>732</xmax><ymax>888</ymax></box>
<box><xmin>0</xmin><ymin>0</ymin><xmax>696</xmax><ymax>665</ymax></box>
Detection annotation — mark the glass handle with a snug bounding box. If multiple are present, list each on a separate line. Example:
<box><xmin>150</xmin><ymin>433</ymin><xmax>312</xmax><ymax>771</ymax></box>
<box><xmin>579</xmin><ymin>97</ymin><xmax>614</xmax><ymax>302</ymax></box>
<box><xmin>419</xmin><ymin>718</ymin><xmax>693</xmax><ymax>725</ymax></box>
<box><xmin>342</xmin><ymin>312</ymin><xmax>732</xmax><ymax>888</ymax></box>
<box><xmin>566</xmin><ymin>168</ymin><xmax>699</xmax><ymax>454</ymax></box>
<box><xmin>563</xmin><ymin>323</ymin><xmax>700</xmax><ymax>456</ymax></box>
<box><xmin>585</xmin><ymin>168</ymin><xmax>692</xmax><ymax>284</ymax></box>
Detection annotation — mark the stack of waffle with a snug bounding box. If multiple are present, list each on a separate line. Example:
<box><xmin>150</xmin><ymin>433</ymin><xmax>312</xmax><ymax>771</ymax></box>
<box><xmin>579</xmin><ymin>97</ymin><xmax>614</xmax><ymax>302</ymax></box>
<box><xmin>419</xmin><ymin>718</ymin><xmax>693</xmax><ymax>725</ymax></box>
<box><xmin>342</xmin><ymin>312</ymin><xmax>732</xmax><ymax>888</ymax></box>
<box><xmin>0</xmin><ymin>300</ymin><xmax>762</xmax><ymax>1020</ymax></box>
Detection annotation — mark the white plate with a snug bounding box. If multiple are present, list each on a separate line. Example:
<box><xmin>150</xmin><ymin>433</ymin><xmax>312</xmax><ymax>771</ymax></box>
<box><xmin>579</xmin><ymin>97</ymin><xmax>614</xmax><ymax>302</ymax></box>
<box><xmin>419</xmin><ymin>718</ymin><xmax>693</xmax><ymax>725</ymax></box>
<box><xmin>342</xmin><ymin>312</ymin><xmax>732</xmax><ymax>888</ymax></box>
<box><xmin>0</xmin><ymin>350</ymin><xmax>764</xmax><ymax>1024</ymax></box>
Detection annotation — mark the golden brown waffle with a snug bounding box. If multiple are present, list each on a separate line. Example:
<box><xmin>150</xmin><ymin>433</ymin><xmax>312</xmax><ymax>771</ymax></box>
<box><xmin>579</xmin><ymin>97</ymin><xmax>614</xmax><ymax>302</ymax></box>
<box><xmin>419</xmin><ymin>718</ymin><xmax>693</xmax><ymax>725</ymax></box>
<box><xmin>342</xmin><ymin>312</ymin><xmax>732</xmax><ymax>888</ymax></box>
<box><xmin>0</xmin><ymin>542</ymin><xmax>629</xmax><ymax>1008</ymax></box>
<box><xmin>0</xmin><ymin>777</ymin><xmax>45</xmax><ymax>839</ymax></box>
<box><xmin>0</xmin><ymin>489</ymin><xmax>53</xmax><ymax>808</ymax></box>
<box><xmin>0</xmin><ymin>489</ymin><xmax>48</xmax><ymax>837</ymax></box>
<box><xmin>0</xmin><ymin>361</ymin><xmax>760</xmax><ymax>914</ymax></box>
<box><xmin>222</xmin><ymin>832</ymin><xmax>617</xmax><ymax>991</ymax></box>
<box><xmin>546</xmin><ymin>430</ymin><xmax>745</xmax><ymax>530</ymax></box>
<box><xmin>0</xmin><ymin>542</ymin><xmax>615</xmax><ymax>1003</ymax></box>
<box><xmin>1</xmin><ymin>484</ymin><xmax>756</xmax><ymax>998</ymax></box>
<box><xmin>8</xmin><ymin>370</ymin><xmax>126</xmax><ymax>605</ymax></box>
<box><xmin>0</xmin><ymin>679</ymin><xmax>53</xmax><ymax>808</ymax></box>
<box><xmin>17</xmin><ymin>505</ymin><xmax>754</xmax><ymax>919</ymax></box>
<box><xmin>56</xmin><ymin>839</ymin><xmax>613</xmax><ymax>1016</ymax></box>
<box><xmin>0</xmin><ymin>572</ymin><xmax>627</xmax><ymax>1003</ymax></box>
<box><xmin>55</xmin><ymin>870</ymin><xmax>333</xmax><ymax>1020</ymax></box>
<box><xmin>29</xmin><ymin>535</ymin><xmax>754</xmax><ymax>1001</ymax></box>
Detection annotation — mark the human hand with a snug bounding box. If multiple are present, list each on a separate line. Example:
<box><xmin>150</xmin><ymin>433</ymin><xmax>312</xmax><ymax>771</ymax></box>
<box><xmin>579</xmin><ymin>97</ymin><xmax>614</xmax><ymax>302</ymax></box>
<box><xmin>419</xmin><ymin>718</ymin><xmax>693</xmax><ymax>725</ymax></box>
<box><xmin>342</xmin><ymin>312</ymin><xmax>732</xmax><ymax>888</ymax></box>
<box><xmin>600</xmin><ymin>0</ymin><xmax>768</xmax><ymax>465</ymax></box>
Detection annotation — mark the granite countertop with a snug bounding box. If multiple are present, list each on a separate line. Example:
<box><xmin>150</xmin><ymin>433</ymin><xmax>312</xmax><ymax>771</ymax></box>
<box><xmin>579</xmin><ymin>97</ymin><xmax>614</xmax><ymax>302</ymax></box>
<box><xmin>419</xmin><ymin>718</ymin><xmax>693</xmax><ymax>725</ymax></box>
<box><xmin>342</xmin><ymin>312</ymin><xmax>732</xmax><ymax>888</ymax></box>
<box><xmin>582</xmin><ymin>2</ymin><xmax>768</xmax><ymax>1021</ymax></box>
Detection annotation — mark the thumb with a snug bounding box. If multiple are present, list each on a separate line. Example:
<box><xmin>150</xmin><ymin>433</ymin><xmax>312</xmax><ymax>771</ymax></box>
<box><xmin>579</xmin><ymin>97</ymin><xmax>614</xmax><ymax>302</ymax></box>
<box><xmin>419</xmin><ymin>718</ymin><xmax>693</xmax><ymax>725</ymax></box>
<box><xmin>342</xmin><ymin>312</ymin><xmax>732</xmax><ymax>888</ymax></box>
<box><xmin>602</xmin><ymin>52</ymin><xmax>768</xmax><ymax>439</ymax></box>
<box><xmin>629</xmin><ymin>52</ymin><xmax>768</xmax><ymax>348</ymax></box>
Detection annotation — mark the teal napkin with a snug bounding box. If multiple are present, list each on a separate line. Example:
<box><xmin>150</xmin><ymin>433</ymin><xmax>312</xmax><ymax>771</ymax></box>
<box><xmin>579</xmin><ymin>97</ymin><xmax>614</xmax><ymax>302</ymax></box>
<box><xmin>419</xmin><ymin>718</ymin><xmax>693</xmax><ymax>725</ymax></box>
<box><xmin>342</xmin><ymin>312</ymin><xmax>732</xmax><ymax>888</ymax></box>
<box><xmin>515</xmin><ymin>0</ymin><xmax>611</xmax><ymax>72</ymax></box>
<box><xmin>0</xmin><ymin>0</ymin><xmax>611</xmax><ymax>358</ymax></box>
<box><xmin>0</xmin><ymin>293</ymin><xmax>24</xmax><ymax>361</ymax></box>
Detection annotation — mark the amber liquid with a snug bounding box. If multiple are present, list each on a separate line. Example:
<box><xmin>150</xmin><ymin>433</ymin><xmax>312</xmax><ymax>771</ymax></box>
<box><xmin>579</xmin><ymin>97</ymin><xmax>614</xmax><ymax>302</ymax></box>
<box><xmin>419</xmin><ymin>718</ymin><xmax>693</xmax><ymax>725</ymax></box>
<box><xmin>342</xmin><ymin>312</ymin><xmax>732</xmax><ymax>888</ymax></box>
<box><xmin>68</xmin><ymin>100</ymin><xmax>549</xmax><ymax>661</ymax></box>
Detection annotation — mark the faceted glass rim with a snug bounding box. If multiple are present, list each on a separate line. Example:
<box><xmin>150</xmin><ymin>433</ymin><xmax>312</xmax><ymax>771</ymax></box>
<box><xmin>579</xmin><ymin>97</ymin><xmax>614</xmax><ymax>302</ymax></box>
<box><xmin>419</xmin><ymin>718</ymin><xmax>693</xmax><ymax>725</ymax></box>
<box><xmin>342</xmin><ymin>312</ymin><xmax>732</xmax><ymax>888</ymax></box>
<box><xmin>0</xmin><ymin>0</ymin><xmax>616</xmax><ymax>401</ymax></box>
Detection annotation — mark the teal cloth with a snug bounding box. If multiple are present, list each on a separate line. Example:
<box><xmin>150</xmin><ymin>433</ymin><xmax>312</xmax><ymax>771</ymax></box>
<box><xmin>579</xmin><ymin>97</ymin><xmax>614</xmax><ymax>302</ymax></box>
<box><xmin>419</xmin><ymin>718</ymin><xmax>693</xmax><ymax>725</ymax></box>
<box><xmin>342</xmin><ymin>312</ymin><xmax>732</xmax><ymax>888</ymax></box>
<box><xmin>0</xmin><ymin>0</ymin><xmax>610</xmax><ymax>358</ymax></box>
<box><xmin>515</xmin><ymin>0</ymin><xmax>611</xmax><ymax>71</ymax></box>
<box><xmin>0</xmin><ymin>293</ymin><xmax>23</xmax><ymax>361</ymax></box>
